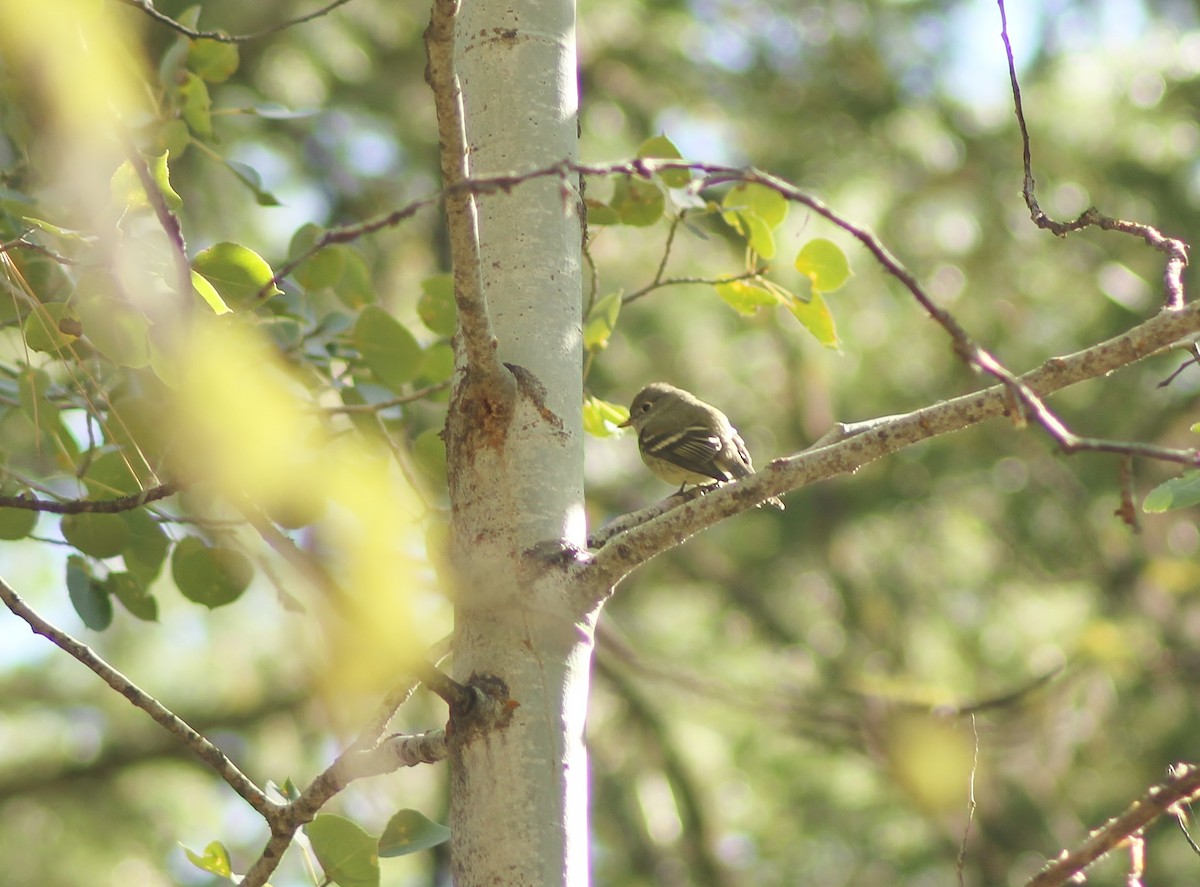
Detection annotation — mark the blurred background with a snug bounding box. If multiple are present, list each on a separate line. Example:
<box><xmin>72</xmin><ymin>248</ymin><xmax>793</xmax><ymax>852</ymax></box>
<box><xmin>3</xmin><ymin>0</ymin><xmax>1200</xmax><ymax>885</ymax></box>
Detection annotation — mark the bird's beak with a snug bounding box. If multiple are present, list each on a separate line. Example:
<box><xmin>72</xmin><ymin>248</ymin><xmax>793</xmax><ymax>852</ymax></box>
<box><xmin>617</xmin><ymin>416</ymin><xmax>633</xmax><ymax>428</ymax></box>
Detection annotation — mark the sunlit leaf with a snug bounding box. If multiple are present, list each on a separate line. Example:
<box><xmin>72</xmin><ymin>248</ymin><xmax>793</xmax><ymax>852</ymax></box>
<box><xmin>714</xmin><ymin>280</ymin><xmax>781</xmax><ymax>316</ymax></box>
<box><xmin>378</xmin><ymin>809</ymin><xmax>451</xmax><ymax>858</ymax></box>
<box><xmin>182</xmin><ymin>840</ymin><xmax>232</xmax><ymax>878</ymax></box>
<box><xmin>1144</xmin><ymin>471</ymin><xmax>1200</xmax><ymax>512</ymax></box>
<box><xmin>307</xmin><ymin>814</ymin><xmax>380</xmax><ymax>887</ymax></box>
<box><xmin>111</xmin><ymin>152</ymin><xmax>183</xmax><ymax>211</ymax></box>
<box><xmin>786</xmin><ymin>292</ymin><xmax>839</xmax><ymax>349</ymax></box>
<box><xmin>22</xmin><ymin>301</ymin><xmax>81</xmax><ymax>354</ymax></box>
<box><xmin>191</xmin><ymin>242</ymin><xmax>282</xmax><ymax>308</ymax></box>
<box><xmin>795</xmin><ymin>238</ymin><xmax>851</xmax><ymax>292</ymax></box>
<box><xmin>191</xmin><ymin>269</ymin><xmax>231</xmax><ymax>315</ymax></box>
<box><xmin>583</xmin><ymin>395</ymin><xmax>629</xmax><ymax>438</ymax></box>
<box><xmin>187</xmin><ymin>38</ymin><xmax>239</xmax><ymax>83</ymax></box>
<box><xmin>179</xmin><ymin>71</ymin><xmax>212</xmax><ymax>139</ymax></box>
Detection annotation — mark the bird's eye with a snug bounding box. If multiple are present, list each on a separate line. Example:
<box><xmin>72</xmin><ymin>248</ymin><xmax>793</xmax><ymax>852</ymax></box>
<box><xmin>640</xmin><ymin>402</ymin><xmax>651</xmax><ymax>412</ymax></box>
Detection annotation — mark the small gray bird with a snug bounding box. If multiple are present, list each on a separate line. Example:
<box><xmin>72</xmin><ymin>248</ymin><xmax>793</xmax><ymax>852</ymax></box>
<box><xmin>619</xmin><ymin>382</ymin><xmax>784</xmax><ymax>510</ymax></box>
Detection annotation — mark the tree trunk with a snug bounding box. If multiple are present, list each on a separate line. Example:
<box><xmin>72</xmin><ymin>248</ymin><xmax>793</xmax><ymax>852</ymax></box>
<box><xmin>443</xmin><ymin>0</ymin><xmax>592</xmax><ymax>884</ymax></box>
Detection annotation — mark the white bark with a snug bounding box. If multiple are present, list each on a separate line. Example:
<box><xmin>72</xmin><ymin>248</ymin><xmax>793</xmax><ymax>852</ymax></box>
<box><xmin>445</xmin><ymin>0</ymin><xmax>592</xmax><ymax>884</ymax></box>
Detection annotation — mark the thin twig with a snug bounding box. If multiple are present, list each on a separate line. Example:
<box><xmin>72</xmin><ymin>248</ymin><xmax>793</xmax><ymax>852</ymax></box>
<box><xmin>0</xmin><ymin>483</ymin><xmax>177</xmax><ymax>513</ymax></box>
<box><xmin>0</xmin><ymin>575</ymin><xmax>275</xmax><ymax>816</ymax></box>
<box><xmin>115</xmin><ymin>0</ymin><xmax>358</xmax><ymax>43</ymax></box>
<box><xmin>121</xmin><ymin>144</ymin><xmax>192</xmax><ymax>302</ymax></box>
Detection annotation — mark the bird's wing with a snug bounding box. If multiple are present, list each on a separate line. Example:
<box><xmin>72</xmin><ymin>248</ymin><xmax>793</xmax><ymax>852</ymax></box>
<box><xmin>640</xmin><ymin>427</ymin><xmax>731</xmax><ymax>482</ymax></box>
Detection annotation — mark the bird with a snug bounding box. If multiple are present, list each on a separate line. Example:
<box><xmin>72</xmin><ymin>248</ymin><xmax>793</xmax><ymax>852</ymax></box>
<box><xmin>619</xmin><ymin>382</ymin><xmax>784</xmax><ymax>510</ymax></box>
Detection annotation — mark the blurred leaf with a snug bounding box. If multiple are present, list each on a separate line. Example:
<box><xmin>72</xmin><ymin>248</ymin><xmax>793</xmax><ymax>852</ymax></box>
<box><xmin>378</xmin><ymin>809</ymin><xmax>451</xmax><ymax>858</ymax></box>
<box><xmin>22</xmin><ymin>301</ymin><xmax>80</xmax><ymax>354</ymax></box>
<box><xmin>82</xmin><ymin>449</ymin><xmax>146</xmax><ymax>497</ymax></box>
<box><xmin>191</xmin><ymin>269</ymin><xmax>231</xmax><ymax>315</ymax></box>
<box><xmin>182</xmin><ymin>840</ymin><xmax>232</xmax><ymax>878</ymax></box>
<box><xmin>241</xmin><ymin>102</ymin><xmax>320</xmax><ymax>119</ymax></box>
<box><xmin>418</xmin><ymin>341</ymin><xmax>455</xmax><ymax>384</ymax></box>
<box><xmin>413</xmin><ymin>427</ymin><xmax>447</xmax><ymax>486</ymax></box>
<box><xmin>67</xmin><ymin>555</ymin><xmax>112</xmax><ymax>631</ymax></box>
<box><xmin>1144</xmin><ymin>471</ymin><xmax>1200</xmax><ymax>512</ymax></box>
<box><xmin>77</xmin><ymin>296</ymin><xmax>151</xmax><ymax>368</ymax></box>
<box><xmin>178</xmin><ymin>71</ymin><xmax>212</xmax><ymax>139</ymax></box>
<box><xmin>583</xmin><ymin>395</ymin><xmax>629</xmax><ymax>438</ymax></box>
<box><xmin>171</xmin><ymin>536</ymin><xmax>253</xmax><ymax>608</ymax></box>
<box><xmin>334</xmin><ymin>250</ymin><xmax>377</xmax><ymax>307</ymax></box>
<box><xmin>187</xmin><ymin>38</ymin><xmax>239</xmax><ymax>83</ymax></box>
<box><xmin>220</xmin><ymin>159</ymin><xmax>283</xmax><ymax>207</ymax></box>
<box><xmin>583</xmin><ymin>291</ymin><xmax>622</xmax><ymax>351</ymax></box>
<box><xmin>307</xmin><ymin>814</ymin><xmax>380</xmax><ymax>887</ymax></box>
<box><xmin>288</xmin><ymin>223</ymin><xmax>346</xmax><ymax>289</ymax></box>
<box><xmin>192</xmin><ymin>242</ymin><xmax>282</xmax><ymax>308</ymax></box>
<box><xmin>418</xmin><ymin>274</ymin><xmax>457</xmax><ymax>337</ymax></box>
<box><xmin>795</xmin><ymin>238</ymin><xmax>851</xmax><ymax>292</ymax></box>
<box><xmin>0</xmin><ymin>493</ymin><xmax>37</xmax><ymax>540</ymax></box>
<box><xmin>722</xmin><ymin>183</ymin><xmax>788</xmax><ymax>258</ymax></box>
<box><xmin>585</xmin><ymin>198</ymin><xmax>621</xmax><ymax>226</ymax></box>
<box><xmin>111</xmin><ymin>152</ymin><xmax>183</xmax><ymax>211</ymax></box>
<box><xmin>62</xmin><ymin>512</ymin><xmax>132</xmax><ymax>559</ymax></box>
<box><xmin>354</xmin><ymin>306</ymin><xmax>422</xmax><ymax>389</ymax></box>
<box><xmin>121</xmin><ymin>509</ymin><xmax>171</xmax><ymax>585</ymax></box>
<box><xmin>611</xmin><ymin>176</ymin><xmax>665</xmax><ymax>227</ymax></box>
<box><xmin>637</xmin><ymin>134</ymin><xmax>691</xmax><ymax>188</ymax></box>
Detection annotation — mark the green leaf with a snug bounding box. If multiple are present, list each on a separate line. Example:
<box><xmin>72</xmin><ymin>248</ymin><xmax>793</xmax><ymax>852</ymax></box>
<box><xmin>288</xmin><ymin>224</ymin><xmax>346</xmax><ymax>289</ymax></box>
<box><xmin>121</xmin><ymin>509</ymin><xmax>171</xmax><ymax>585</ymax></box>
<box><xmin>187</xmin><ymin>38</ymin><xmax>239</xmax><ymax>83</ymax></box>
<box><xmin>76</xmin><ymin>296</ymin><xmax>151</xmax><ymax>368</ymax></box>
<box><xmin>183</xmin><ymin>840</ymin><xmax>232</xmax><ymax>878</ymax></box>
<box><xmin>417</xmin><ymin>274</ymin><xmax>457</xmax><ymax>337</ymax></box>
<box><xmin>714</xmin><ymin>280</ymin><xmax>782</xmax><ymax>316</ymax></box>
<box><xmin>67</xmin><ymin>556</ymin><xmax>113</xmax><ymax>631</ymax></box>
<box><xmin>611</xmin><ymin>177</ymin><xmax>665</xmax><ymax>227</ymax></box>
<box><xmin>585</xmin><ymin>199</ymin><xmax>621</xmax><ymax>226</ymax></box>
<box><xmin>721</xmin><ymin>183</ymin><xmax>788</xmax><ymax>259</ymax></box>
<box><xmin>307</xmin><ymin>814</ymin><xmax>380</xmax><ymax>887</ymax></box>
<box><xmin>583</xmin><ymin>395</ymin><xmax>629</xmax><ymax>438</ymax></box>
<box><xmin>23</xmin><ymin>301</ymin><xmax>81</xmax><ymax>354</ymax></box>
<box><xmin>103</xmin><ymin>571</ymin><xmax>158</xmax><ymax>621</ymax></box>
<box><xmin>418</xmin><ymin>341</ymin><xmax>455</xmax><ymax>384</ymax></box>
<box><xmin>191</xmin><ymin>269</ymin><xmax>231</xmax><ymax>315</ymax></box>
<box><xmin>221</xmin><ymin>159</ymin><xmax>283</xmax><ymax>207</ymax></box>
<box><xmin>0</xmin><ymin>494</ymin><xmax>38</xmax><ymax>540</ymax></box>
<box><xmin>786</xmin><ymin>292</ymin><xmax>840</xmax><ymax>349</ymax></box>
<box><xmin>583</xmin><ymin>291</ymin><xmax>622</xmax><ymax>352</ymax></box>
<box><xmin>378</xmin><ymin>809</ymin><xmax>451</xmax><ymax>858</ymax></box>
<box><xmin>334</xmin><ymin>250</ymin><xmax>377</xmax><ymax>307</ymax></box>
<box><xmin>111</xmin><ymin>152</ymin><xmax>183</xmax><ymax>212</ymax></box>
<box><xmin>179</xmin><ymin>72</ymin><xmax>213</xmax><ymax>139</ymax></box>
<box><xmin>1144</xmin><ymin>471</ymin><xmax>1200</xmax><ymax>512</ymax></box>
<box><xmin>82</xmin><ymin>449</ymin><xmax>145</xmax><ymax>497</ymax></box>
<box><xmin>637</xmin><ymin>134</ymin><xmax>691</xmax><ymax>188</ymax></box>
<box><xmin>354</xmin><ymin>306</ymin><xmax>423</xmax><ymax>390</ymax></box>
<box><xmin>413</xmin><ymin>427</ymin><xmax>447</xmax><ymax>486</ymax></box>
<box><xmin>795</xmin><ymin>238</ymin><xmax>851</xmax><ymax>292</ymax></box>
<box><xmin>62</xmin><ymin>512</ymin><xmax>132</xmax><ymax>559</ymax></box>
<box><xmin>171</xmin><ymin>536</ymin><xmax>253</xmax><ymax>608</ymax></box>
<box><xmin>192</xmin><ymin>242</ymin><xmax>282</xmax><ymax>308</ymax></box>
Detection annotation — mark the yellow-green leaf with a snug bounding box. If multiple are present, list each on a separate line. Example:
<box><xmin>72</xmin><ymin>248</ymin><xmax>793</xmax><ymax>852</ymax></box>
<box><xmin>795</xmin><ymin>238</ymin><xmax>852</xmax><ymax>292</ymax></box>
<box><xmin>179</xmin><ymin>71</ymin><xmax>212</xmax><ymax>138</ymax></box>
<box><xmin>187</xmin><ymin>38</ymin><xmax>239</xmax><ymax>83</ymax></box>
<box><xmin>191</xmin><ymin>269</ymin><xmax>231</xmax><ymax>315</ymax></box>
<box><xmin>183</xmin><ymin>841</ymin><xmax>232</xmax><ymax>878</ymax></box>
<box><xmin>417</xmin><ymin>274</ymin><xmax>457</xmax><ymax>337</ymax></box>
<box><xmin>586</xmin><ymin>199</ymin><xmax>621</xmax><ymax>226</ymax></box>
<box><xmin>714</xmin><ymin>280</ymin><xmax>781</xmax><ymax>316</ymax></box>
<box><xmin>354</xmin><ymin>306</ymin><xmax>422</xmax><ymax>390</ymax></box>
<box><xmin>787</xmin><ymin>292</ymin><xmax>840</xmax><ymax>349</ymax></box>
<box><xmin>307</xmin><ymin>814</ymin><xmax>381</xmax><ymax>887</ymax></box>
<box><xmin>191</xmin><ymin>242</ymin><xmax>282</xmax><ymax>308</ymax></box>
<box><xmin>583</xmin><ymin>291</ymin><xmax>622</xmax><ymax>351</ymax></box>
<box><xmin>378</xmin><ymin>809</ymin><xmax>451</xmax><ymax>858</ymax></box>
<box><xmin>583</xmin><ymin>395</ymin><xmax>629</xmax><ymax>438</ymax></box>
<box><xmin>611</xmin><ymin>176</ymin><xmax>665</xmax><ymax>227</ymax></box>
<box><xmin>111</xmin><ymin>152</ymin><xmax>183</xmax><ymax>212</ymax></box>
<box><xmin>22</xmin><ymin>302</ymin><xmax>81</xmax><ymax>354</ymax></box>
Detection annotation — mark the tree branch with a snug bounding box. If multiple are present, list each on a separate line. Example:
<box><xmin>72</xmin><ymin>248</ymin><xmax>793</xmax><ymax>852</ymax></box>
<box><xmin>1024</xmin><ymin>763</ymin><xmax>1200</xmax><ymax>887</ymax></box>
<box><xmin>0</xmin><ymin>575</ymin><xmax>275</xmax><ymax>817</ymax></box>
<box><xmin>114</xmin><ymin>0</ymin><xmax>359</xmax><ymax>43</ymax></box>
<box><xmin>423</xmin><ymin>0</ymin><xmax>503</xmax><ymax>384</ymax></box>
<box><xmin>0</xmin><ymin>483</ymin><xmax>177</xmax><ymax>513</ymax></box>
<box><xmin>584</xmin><ymin>299</ymin><xmax>1200</xmax><ymax>597</ymax></box>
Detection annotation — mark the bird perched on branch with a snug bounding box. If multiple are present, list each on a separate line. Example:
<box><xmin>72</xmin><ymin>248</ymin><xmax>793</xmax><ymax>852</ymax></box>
<box><xmin>620</xmin><ymin>382</ymin><xmax>785</xmax><ymax>510</ymax></box>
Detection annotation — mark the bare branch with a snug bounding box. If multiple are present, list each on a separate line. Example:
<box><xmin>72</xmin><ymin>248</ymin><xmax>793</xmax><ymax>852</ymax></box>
<box><xmin>121</xmin><ymin>144</ymin><xmax>192</xmax><ymax>303</ymax></box>
<box><xmin>1024</xmin><ymin>764</ymin><xmax>1200</xmax><ymax>887</ymax></box>
<box><xmin>996</xmin><ymin>0</ymin><xmax>1188</xmax><ymax>308</ymax></box>
<box><xmin>114</xmin><ymin>0</ymin><xmax>359</xmax><ymax>43</ymax></box>
<box><xmin>0</xmin><ymin>576</ymin><xmax>275</xmax><ymax>817</ymax></box>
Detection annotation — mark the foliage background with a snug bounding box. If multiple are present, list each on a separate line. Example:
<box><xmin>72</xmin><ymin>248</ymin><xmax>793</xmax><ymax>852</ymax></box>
<box><xmin>3</xmin><ymin>0</ymin><xmax>1200</xmax><ymax>885</ymax></box>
